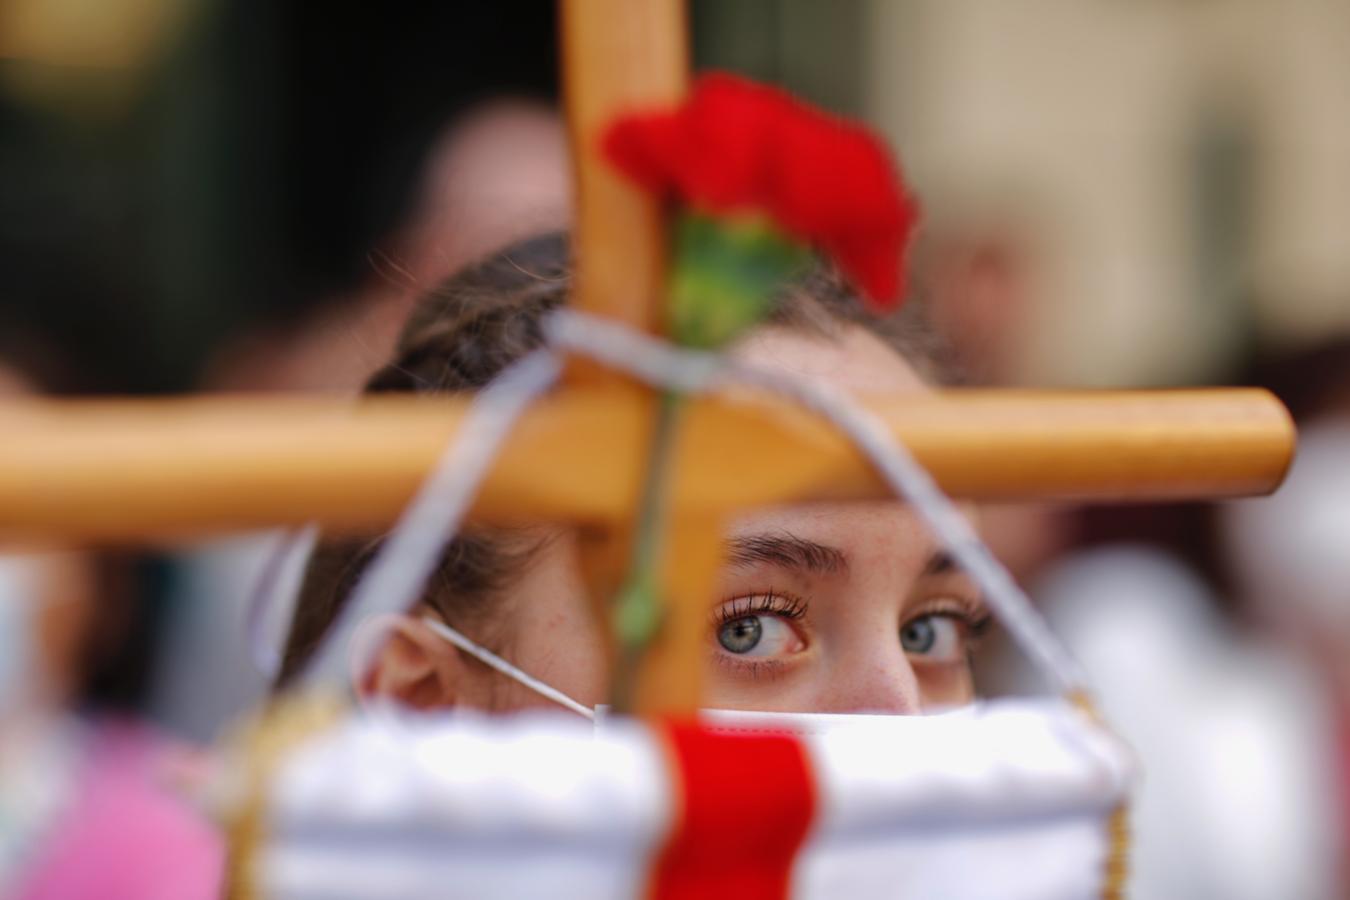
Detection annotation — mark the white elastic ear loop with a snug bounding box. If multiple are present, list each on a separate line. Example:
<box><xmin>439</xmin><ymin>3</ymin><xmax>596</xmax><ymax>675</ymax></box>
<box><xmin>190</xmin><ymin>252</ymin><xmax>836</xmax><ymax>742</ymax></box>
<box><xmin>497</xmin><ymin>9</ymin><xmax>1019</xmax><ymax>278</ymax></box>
<box><xmin>419</xmin><ymin>616</ymin><xmax>594</xmax><ymax>720</ymax></box>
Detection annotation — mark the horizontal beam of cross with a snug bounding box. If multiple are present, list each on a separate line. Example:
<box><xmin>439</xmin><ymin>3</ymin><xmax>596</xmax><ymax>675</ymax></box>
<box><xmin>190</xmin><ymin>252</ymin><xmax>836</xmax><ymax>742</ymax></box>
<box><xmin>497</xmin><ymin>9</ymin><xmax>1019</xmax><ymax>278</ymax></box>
<box><xmin>0</xmin><ymin>387</ymin><xmax>1293</xmax><ymax>545</ymax></box>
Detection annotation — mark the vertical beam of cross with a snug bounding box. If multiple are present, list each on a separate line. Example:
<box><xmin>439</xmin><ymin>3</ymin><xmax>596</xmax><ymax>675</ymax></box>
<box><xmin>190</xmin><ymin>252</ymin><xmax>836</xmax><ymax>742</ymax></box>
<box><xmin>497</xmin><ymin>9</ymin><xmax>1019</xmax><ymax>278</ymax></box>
<box><xmin>562</xmin><ymin>0</ymin><xmax>687</xmax><ymax>342</ymax></box>
<box><xmin>561</xmin><ymin>0</ymin><xmax>719</xmax><ymax>712</ymax></box>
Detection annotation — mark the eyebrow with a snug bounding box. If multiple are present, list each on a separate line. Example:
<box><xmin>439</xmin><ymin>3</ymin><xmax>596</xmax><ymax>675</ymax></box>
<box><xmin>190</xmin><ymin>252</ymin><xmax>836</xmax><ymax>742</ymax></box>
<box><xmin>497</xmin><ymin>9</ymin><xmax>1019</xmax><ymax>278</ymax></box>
<box><xmin>922</xmin><ymin>550</ymin><xmax>957</xmax><ymax>577</ymax></box>
<box><xmin>725</xmin><ymin>533</ymin><xmax>848</xmax><ymax>575</ymax></box>
<box><xmin>725</xmin><ymin>537</ymin><xmax>959</xmax><ymax>579</ymax></box>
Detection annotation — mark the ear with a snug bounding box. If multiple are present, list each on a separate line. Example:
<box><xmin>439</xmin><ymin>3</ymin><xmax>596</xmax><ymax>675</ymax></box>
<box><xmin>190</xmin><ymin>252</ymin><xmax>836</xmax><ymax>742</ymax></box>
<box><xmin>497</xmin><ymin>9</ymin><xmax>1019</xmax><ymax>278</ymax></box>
<box><xmin>354</xmin><ymin>613</ymin><xmax>465</xmax><ymax>712</ymax></box>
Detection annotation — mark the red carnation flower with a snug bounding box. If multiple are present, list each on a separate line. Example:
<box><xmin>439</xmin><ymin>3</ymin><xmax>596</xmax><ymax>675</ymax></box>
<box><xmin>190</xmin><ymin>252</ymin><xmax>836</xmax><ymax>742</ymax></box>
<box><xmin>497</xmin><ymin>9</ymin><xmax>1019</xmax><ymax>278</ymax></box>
<box><xmin>603</xmin><ymin>72</ymin><xmax>919</xmax><ymax>308</ymax></box>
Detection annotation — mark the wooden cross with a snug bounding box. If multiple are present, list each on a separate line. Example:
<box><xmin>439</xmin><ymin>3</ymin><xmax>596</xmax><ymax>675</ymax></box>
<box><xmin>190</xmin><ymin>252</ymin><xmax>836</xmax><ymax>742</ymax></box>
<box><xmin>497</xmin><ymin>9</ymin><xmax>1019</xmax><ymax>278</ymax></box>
<box><xmin>0</xmin><ymin>0</ymin><xmax>1294</xmax><ymax>713</ymax></box>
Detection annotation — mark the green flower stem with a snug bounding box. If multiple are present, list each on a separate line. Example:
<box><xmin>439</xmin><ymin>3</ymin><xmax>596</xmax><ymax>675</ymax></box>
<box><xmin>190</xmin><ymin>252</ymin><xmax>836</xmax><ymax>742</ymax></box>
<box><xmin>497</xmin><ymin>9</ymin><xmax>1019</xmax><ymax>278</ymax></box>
<box><xmin>609</xmin><ymin>388</ymin><xmax>684</xmax><ymax>713</ymax></box>
<box><xmin>608</xmin><ymin>212</ymin><xmax>810</xmax><ymax>712</ymax></box>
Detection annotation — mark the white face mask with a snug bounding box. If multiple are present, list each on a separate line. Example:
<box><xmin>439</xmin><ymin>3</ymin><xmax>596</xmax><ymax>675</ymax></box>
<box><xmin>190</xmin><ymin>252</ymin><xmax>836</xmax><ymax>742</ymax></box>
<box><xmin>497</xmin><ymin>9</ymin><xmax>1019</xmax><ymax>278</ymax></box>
<box><xmin>271</xmin><ymin>614</ymin><xmax>1131</xmax><ymax>900</ymax></box>
<box><xmin>415</xmin><ymin>616</ymin><xmax>971</xmax><ymax>731</ymax></box>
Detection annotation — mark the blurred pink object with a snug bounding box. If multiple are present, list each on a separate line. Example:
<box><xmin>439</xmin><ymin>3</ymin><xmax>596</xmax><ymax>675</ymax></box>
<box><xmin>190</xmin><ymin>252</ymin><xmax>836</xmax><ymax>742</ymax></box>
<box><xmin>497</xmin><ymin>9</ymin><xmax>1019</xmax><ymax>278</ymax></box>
<box><xmin>14</xmin><ymin>720</ymin><xmax>223</xmax><ymax>900</ymax></box>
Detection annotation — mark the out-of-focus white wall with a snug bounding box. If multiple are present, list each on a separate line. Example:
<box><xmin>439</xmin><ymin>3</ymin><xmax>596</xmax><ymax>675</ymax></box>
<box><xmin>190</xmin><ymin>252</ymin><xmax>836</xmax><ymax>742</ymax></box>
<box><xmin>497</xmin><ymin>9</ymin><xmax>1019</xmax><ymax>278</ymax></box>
<box><xmin>865</xmin><ymin>0</ymin><xmax>1350</xmax><ymax>386</ymax></box>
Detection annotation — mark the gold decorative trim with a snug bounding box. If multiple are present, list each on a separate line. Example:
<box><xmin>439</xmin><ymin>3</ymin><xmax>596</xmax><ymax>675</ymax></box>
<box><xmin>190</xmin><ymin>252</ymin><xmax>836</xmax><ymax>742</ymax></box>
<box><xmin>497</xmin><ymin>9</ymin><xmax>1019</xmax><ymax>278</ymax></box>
<box><xmin>1102</xmin><ymin>803</ymin><xmax>1131</xmax><ymax>900</ymax></box>
<box><xmin>221</xmin><ymin>693</ymin><xmax>347</xmax><ymax>900</ymax></box>
<box><xmin>1067</xmin><ymin>690</ymin><xmax>1132</xmax><ymax>900</ymax></box>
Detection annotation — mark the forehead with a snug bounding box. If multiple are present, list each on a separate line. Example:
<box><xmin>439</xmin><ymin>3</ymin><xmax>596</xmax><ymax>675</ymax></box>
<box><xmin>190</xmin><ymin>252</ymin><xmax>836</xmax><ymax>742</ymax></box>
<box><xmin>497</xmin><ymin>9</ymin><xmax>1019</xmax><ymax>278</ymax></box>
<box><xmin>731</xmin><ymin>323</ymin><xmax>930</xmax><ymax>395</ymax></box>
<box><xmin>725</xmin><ymin>324</ymin><xmax>948</xmax><ymax>570</ymax></box>
<box><xmin>726</xmin><ymin>500</ymin><xmax>939</xmax><ymax>575</ymax></box>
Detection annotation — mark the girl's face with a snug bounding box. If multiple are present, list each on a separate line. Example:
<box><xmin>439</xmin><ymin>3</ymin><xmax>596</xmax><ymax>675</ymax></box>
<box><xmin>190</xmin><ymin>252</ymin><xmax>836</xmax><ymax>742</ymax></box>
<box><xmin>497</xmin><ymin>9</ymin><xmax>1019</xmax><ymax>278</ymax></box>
<box><xmin>366</xmin><ymin>324</ymin><xmax>989</xmax><ymax>715</ymax></box>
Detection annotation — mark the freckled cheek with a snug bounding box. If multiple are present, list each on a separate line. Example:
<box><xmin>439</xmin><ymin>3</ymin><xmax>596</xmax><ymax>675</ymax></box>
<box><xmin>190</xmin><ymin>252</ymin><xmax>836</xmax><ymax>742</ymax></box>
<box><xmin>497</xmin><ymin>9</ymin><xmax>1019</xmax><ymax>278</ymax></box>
<box><xmin>569</xmin><ymin>622</ymin><xmax>613</xmax><ymax>705</ymax></box>
<box><xmin>514</xmin><ymin>592</ymin><xmax>610</xmax><ymax>707</ymax></box>
<box><xmin>788</xmin><ymin>637</ymin><xmax>904</xmax><ymax>711</ymax></box>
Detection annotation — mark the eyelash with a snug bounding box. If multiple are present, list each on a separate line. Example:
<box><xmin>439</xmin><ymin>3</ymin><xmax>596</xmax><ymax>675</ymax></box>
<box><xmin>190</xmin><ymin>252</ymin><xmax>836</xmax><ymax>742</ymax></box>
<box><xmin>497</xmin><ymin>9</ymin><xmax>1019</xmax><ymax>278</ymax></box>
<box><xmin>707</xmin><ymin>592</ymin><xmax>991</xmax><ymax>677</ymax></box>
<box><xmin>905</xmin><ymin>595</ymin><xmax>994</xmax><ymax>658</ymax></box>
<box><xmin>909</xmin><ymin>595</ymin><xmax>990</xmax><ymax>627</ymax></box>
<box><xmin>711</xmin><ymin>589</ymin><xmax>807</xmax><ymax>627</ymax></box>
<box><xmin>709</xmin><ymin>590</ymin><xmax>806</xmax><ymax>680</ymax></box>
<box><xmin>719</xmin><ymin>658</ymin><xmax>786</xmax><ymax>681</ymax></box>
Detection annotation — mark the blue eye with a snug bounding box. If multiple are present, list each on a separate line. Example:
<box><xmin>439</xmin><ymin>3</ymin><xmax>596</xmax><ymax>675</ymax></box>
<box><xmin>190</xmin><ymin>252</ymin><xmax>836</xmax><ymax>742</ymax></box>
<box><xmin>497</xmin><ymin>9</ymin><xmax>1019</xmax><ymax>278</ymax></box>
<box><xmin>900</xmin><ymin>614</ymin><xmax>965</xmax><ymax>663</ymax></box>
<box><xmin>714</xmin><ymin>607</ymin><xmax>804</xmax><ymax>659</ymax></box>
<box><xmin>900</xmin><ymin>616</ymin><xmax>936</xmax><ymax>653</ymax></box>
<box><xmin>718</xmin><ymin>616</ymin><xmax>763</xmax><ymax>653</ymax></box>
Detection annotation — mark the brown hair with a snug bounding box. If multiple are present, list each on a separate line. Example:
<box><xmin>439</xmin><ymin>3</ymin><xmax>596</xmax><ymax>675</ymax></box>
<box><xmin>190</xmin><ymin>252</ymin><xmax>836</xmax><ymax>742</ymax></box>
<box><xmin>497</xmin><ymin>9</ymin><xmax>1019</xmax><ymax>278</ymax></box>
<box><xmin>276</xmin><ymin>231</ymin><xmax>952</xmax><ymax>686</ymax></box>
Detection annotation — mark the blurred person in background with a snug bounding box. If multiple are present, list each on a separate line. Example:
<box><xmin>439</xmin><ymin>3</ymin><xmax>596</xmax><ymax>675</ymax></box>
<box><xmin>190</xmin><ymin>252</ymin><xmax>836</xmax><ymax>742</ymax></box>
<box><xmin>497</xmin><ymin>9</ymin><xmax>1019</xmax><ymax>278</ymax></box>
<box><xmin>149</xmin><ymin>98</ymin><xmax>572</xmax><ymax>744</ymax></box>
<box><xmin>986</xmin><ymin>344</ymin><xmax>1350</xmax><ymax>898</ymax></box>
<box><xmin>202</xmin><ymin>99</ymin><xmax>570</xmax><ymax>395</ymax></box>
<box><xmin>0</xmin><ymin>352</ymin><xmax>222</xmax><ymax>900</ymax></box>
<box><xmin>1023</xmin><ymin>544</ymin><xmax>1339</xmax><ymax>899</ymax></box>
<box><xmin>916</xmin><ymin>200</ymin><xmax>1084</xmax><ymax>593</ymax></box>
<box><xmin>1223</xmin><ymin>338</ymin><xmax>1350</xmax><ymax>893</ymax></box>
<box><xmin>923</xmin><ymin>189</ymin><xmax>1344</xmax><ymax>897</ymax></box>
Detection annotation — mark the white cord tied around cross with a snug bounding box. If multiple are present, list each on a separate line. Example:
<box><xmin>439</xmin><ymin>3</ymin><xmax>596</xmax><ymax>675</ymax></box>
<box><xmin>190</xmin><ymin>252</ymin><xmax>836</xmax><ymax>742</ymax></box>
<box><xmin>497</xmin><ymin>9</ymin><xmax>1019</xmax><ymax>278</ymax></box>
<box><xmin>301</xmin><ymin>308</ymin><xmax>1089</xmax><ymax>699</ymax></box>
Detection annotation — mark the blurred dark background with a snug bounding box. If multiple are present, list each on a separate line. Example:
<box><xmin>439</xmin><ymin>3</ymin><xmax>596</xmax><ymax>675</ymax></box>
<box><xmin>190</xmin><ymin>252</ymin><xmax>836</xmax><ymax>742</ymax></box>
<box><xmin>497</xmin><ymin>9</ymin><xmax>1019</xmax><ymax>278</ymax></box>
<box><xmin>0</xmin><ymin>0</ymin><xmax>862</xmax><ymax>392</ymax></box>
<box><xmin>1</xmin><ymin>2</ymin><xmax>557</xmax><ymax>391</ymax></box>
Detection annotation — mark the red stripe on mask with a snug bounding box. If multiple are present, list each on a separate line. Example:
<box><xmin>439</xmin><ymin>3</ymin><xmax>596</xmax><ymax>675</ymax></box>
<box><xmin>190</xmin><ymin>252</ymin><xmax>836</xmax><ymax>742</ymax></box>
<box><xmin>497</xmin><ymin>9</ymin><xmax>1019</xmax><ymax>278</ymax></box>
<box><xmin>649</xmin><ymin>721</ymin><xmax>817</xmax><ymax>900</ymax></box>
